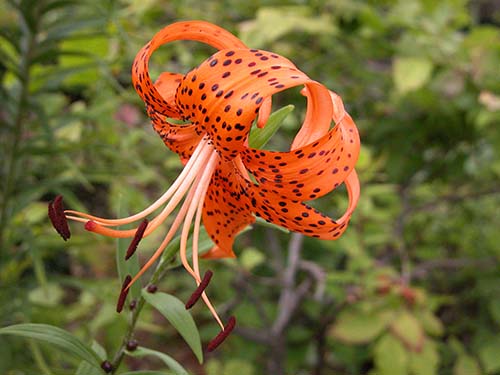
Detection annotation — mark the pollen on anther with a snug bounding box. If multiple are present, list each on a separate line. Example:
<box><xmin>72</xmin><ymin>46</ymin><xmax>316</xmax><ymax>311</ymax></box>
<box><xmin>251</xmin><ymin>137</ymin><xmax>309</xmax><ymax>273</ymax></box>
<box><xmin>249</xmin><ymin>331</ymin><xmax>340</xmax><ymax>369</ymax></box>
<box><xmin>185</xmin><ymin>270</ymin><xmax>213</xmax><ymax>309</ymax></box>
<box><xmin>207</xmin><ymin>316</ymin><xmax>236</xmax><ymax>352</ymax></box>
<box><xmin>48</xmin><ymin>195</ymin><xmax>71</xmax><ymax>241</ymax></box>
<box><xmin>125</xmin><ymin>219</ymin><xmax>148</xmax><ymax>260</ymax></box>
<box><xmin>116</xmin><ymin>275</ymin><xmax>132</xmax><ymax>313</ymax></box>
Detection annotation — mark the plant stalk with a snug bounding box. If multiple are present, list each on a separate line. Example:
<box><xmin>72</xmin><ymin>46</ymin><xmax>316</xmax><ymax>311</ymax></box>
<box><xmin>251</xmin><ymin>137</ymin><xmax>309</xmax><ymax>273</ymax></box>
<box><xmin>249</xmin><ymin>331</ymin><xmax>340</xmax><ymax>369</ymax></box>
<box><xmin>0</xmin><ymin>8</ymin><xmax>36</xmax><ymax>251</ymax></box>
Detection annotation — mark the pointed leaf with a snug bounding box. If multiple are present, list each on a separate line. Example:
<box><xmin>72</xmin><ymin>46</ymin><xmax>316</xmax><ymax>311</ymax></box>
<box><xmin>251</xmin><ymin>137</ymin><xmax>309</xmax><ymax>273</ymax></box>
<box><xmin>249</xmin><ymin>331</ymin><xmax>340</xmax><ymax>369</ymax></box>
<box><xmin>409</xmin><ymin>340</ymin><xmax>439</xmax><ymax>375</ymax></box>
<box><xmin>116</xmin><ymin>205</ymin><xmax>141</xmax><ymax>301</ymax></box>
<box><xmin>329</xmin><ymin>308</ymin><xmax>391</xmax><ymax>344</ymax></box>
<box><xmin>126</xmin><ymin>346</ymin><xmax>189</xmax><ymax>375</ymax></box>
<box><xmin>390</xmin><ymin>311</ymin><xmax>424</xmax><ymax>351</ymax></box>
<box><xmin>393</xmin><ymin>57</ymin><xmax>433</xmax><ymax>94</ymax></box>
<box><xmin>479</xmin><ymin>336</ymin><xmax>500</xmax><ymax>374</ymax></box>
<box><xmin>249</xmin><ymin>105</ymin><xmax>294</xmax><ymax>149</ymax></box>
<box><xmin>0</xmin><ymin>323</ymin><xmax>101</xmax><ymax>368</ymax></box>
<box><xmin>454</xmin><ymin>355</ymin><xmax>481</xmax><ymax>375</ymax></box>
<box><xmin>374</xmin><ymin>334</ymin><xmax>409</xmax><ymax>375</ymax></box>
<box><xmin>142</xmin><ymin>290</ymin><xmax>203</xmax><ymax>364</ymax></box>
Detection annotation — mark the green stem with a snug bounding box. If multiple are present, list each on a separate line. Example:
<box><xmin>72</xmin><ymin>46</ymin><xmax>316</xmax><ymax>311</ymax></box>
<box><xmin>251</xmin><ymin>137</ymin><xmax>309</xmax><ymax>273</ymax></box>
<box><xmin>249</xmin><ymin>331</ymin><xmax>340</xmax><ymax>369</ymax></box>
<box><xmin>0</xmin><ymin>8</ymin><xmax>36</xmax><ymax>251</ymax></box>
<box><xmin>29</xmin><ymin>340</ymin><xmax>55</xmax><ymax>375</ymax></box>
<box><xmin>109</xmin><ymin>258</ymin><xmax>170</xmax><ymax>373</ymax></box>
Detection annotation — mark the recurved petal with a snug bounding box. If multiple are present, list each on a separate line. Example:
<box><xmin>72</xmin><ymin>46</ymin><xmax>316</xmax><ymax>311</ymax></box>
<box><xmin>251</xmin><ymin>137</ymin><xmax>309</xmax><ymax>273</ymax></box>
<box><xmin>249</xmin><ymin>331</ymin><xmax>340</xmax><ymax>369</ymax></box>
<box><xmin>176</xmin><ymin>48</ymin><xmax>318</xmax><ymax>159</ymax></box>
<box><xmin>132</xmin><ymin>21</ymin><xmax>246</xmax><ymax>116</ymax></box>
<box><xmin>147</xmin><ymin>107</ymin><xmax>203</xmax><ymax>159</ymax></box>
<box><xmin>202</xmin><ymin>158</ymin><xmax>255</xmax><ymax>258</ymax></box>
<box><xmin>291</xmin><ymin>84</ymin><xmax>333</xmax><ymax>149</ymax></box>
<box><xmin>154</xmin><ymin>72</ymin><xmax>184</xmax><ymax>113</ymax></box>
<box><xmin>241</xmin><ymin>112</ymin><xmax>360</xmax><ymax>201</ymax></box>
<box><xmin>201</xmin><ymin>245</ymin><xmax>236</xmax><ymax>259</ymax></box>
<box><xmin>248</xmin><ymin>168</ymin><xmax>360</xmax><ymax>240</ymax></box>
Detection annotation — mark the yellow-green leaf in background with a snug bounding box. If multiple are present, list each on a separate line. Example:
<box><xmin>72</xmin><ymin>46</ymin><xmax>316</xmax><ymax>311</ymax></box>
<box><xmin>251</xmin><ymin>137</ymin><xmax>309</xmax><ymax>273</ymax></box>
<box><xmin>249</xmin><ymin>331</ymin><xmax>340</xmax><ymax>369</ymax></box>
<box><xmin>479</xmin><ymin>337</ymin><xmax>500</xmax><ymax>374</ymax></box>
<box><xmin>239</xmin><ymin>247</ymin><xmax>265</xmax><ymax>271</ymax></box>
<box><xmin>454</xmin><ymin>355</ymin><xmax>481</xmax><ymax>375</ymax></box>
<box><xmin>416</xmin><ymin>309</ymin><xmax>444</xmax><ymax>337</ymax></box>
<box><xmin>374</xmin><ymin>333</ymin><xmax>408</xmax><ymax>375</ymax></box>
<box><xmin>239</xmin><ymin>6</ymin><xmax>336</xmax><ymax>47</ymax></box>
<box><xmin>393</xmin><ymin>57</ymin><xmax>433</xmax><ymax>94</ymax></box>
<box><xmin>390</xmin><ymin>311</ymin><xmax>424</xmax><ymax>351</ymax></box>
<box><xmin>28</xmin><ymin>283</ymin><xmax>64</xmax><ymax>307</ymax></box>
<box><xmin>329</xmin><ymin>308</ymin><xmax>392</xmax><ymax>344</ymax></box>
<box><xmin>409</xmin><ymin>339</ymin><xmax>439</xmax><ymax>375</ymax></box>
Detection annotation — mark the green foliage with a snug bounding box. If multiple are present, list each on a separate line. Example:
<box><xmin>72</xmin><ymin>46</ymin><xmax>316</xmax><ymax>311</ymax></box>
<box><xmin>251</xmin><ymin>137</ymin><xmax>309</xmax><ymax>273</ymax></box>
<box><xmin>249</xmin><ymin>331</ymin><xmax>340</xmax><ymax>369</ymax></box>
<box><xmin>142</xmin><ymin>291</ymin><xmax>203</xmax><ymax>364</ymax></box>
<box><xmin>1</xmin><ymin>0</ymin><xmax>499</xmax><ymax>374</ymax></box>
<box><xmin>126</xmin><ymin>347</ymin><xmax>189</xmax><ymax>375</ymax></box>
<box><xmin>0</xmin><ymin>323</ymin><xmax>102</xmax><ymax>368</ymax></box>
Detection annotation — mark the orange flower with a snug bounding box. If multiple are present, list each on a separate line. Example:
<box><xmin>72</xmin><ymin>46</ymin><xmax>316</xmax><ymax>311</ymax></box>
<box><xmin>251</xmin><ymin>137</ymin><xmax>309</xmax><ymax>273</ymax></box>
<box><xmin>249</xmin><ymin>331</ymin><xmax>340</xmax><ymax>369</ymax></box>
<box><xmin>49</xmin><ymin>21</ymin><xmax>360</xmax><ymax>349</ymax></box>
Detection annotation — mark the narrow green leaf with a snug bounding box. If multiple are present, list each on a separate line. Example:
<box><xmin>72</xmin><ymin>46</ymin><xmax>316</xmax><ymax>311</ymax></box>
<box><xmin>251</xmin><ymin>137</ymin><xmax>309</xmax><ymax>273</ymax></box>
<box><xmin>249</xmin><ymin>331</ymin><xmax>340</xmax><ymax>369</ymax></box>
<box><xmin>120</xmin><ymin>372</ymin><xmax>175</xmax><ymax>375</ymax></box>
<box><xmin>249</xmin><ymin>104</ymin><xmax>294</xmax><ymax>149</ymax></box>
<box><xmin>142</xmin><ymin>290</ymin><xmax>203</xmax><ymax>364</ymax></box>
<box><xmin>126</xmin><ymin>347</ymin><xmax>189</xmax><ymax>375</ymax></box>
<box><xmin>116</xmin><ymin>201</ymin><xmax>141</xmax><ymax>300</ymax></box>
<box><xmin>76</xmin><ymin>361</ymin><xmax>102</xmax><ymax>375</ymax></box>
<box><xmin>0</xmin><ymin>323</ymin><xmax>101</xmax><ymax>368</ymax></box>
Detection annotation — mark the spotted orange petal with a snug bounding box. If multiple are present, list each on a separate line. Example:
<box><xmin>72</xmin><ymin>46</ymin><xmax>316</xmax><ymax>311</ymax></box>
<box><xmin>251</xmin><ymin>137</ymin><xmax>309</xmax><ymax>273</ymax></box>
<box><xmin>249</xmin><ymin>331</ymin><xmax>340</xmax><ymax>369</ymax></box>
<box><xmin>241</xmin><ymin>113</ymin><xmax>359</xmax><ymax>201</ymax></box>
<box><xmin>132</xmin><ymin>21</ymin><xmax>246</xmax><ymax>116</ymax></box>
<box><xmin>147</xmin><ymin>106</ymin><xmax>203</xmax><ymax>160</ymax></box>
<box><xmin>202</xmin><ymin>158</ymin><xmax>255</xmax><ymax>258</ymax></box>
<box><xmin>176</xmin><ymin>48</ymin><xmax>320</xmax><ymax>159</ymax></box>
<box><xmin>248</xmin><ymin>168</ymin><xmax>360</xmax><ymax>239</ymax></box>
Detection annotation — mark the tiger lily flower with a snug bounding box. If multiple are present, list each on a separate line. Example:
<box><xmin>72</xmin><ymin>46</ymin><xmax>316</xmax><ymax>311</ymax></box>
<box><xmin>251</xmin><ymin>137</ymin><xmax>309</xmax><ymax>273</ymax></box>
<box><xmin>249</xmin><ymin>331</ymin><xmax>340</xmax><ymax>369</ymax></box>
<box><xmin>49</xmin><ymin>21</ymin><xmax>360</xmax><ymax>349</ymax></box>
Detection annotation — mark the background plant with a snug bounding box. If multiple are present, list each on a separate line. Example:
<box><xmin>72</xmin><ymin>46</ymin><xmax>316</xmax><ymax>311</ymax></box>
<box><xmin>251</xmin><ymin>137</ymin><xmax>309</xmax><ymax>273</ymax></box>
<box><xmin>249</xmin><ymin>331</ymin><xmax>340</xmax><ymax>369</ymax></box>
<box><xmin>1</xmin><ymin>0</ymin><xmax>499</xmax><ymax>374</ymax></box>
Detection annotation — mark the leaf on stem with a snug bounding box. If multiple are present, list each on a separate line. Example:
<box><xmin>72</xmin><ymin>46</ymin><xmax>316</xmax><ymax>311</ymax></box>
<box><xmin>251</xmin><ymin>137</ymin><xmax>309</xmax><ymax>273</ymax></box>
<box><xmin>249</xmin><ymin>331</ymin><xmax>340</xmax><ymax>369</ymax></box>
<box><xmin>0</xmin><ymin>323</ymin><xmax>102</xmax><ymax>369</ymax></box>
<box><xmin>142</xmin><ymin>290</ymin><xmax>203</xmax><ymax>364</ymax></box>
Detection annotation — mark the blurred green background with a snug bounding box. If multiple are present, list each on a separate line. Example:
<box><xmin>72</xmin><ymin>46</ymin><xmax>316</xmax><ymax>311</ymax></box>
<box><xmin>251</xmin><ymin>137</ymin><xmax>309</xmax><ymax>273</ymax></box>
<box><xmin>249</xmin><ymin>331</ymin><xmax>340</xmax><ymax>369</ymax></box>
<box><xmin>1</xmin><ymin>0</ymin><xmax>499</xmax><ymax>374</ymax></box>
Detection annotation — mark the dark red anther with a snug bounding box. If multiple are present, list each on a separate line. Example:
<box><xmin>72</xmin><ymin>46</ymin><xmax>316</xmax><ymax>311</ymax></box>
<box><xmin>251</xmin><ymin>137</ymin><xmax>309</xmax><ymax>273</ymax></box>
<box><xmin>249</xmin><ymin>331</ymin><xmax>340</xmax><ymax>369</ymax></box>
<box><xmin>125</xmin><ymin>219</ymin><xmax>148</xmax><ymax>260</ymax></box>
<box><xmin>207</xmin><ymin>316</ymin><xmax>236</xmax><ymax>352</ymax></box>
<box><xmin>185</xmin><ymin>270</ymin><xmax>213</xmax><ymax>309</ymax></box>
<box><xmin>146</xmin><ymin>284</ymin><xmax>158</xmax><ymax>293</ymax></box>
<box><xmin>101</xmin><ymin>360</ymin><xmax>113</xmax><ymax>373</ymax></box>
<box><xmin>116</xmin><ymin>275</ymin><xmax>132</xmax><ymax>313</ymax></box>
<box><xmin>48</xmin><ymin>195</ymin><xmax>71</xmax><ymax>241</ymax></box>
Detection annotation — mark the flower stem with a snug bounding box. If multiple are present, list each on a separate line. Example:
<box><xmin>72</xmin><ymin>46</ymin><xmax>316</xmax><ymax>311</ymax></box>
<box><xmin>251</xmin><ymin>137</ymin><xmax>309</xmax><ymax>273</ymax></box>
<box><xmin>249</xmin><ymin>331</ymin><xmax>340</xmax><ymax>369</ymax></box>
<box><xmin>110</xmin><ymin>250</ymin><xmax>175</xmax><ymax>373</ymax></box>
<box><xmin>0</xmin><ymin>8</ymin><xmax>36</xmax><ymax>251</ymax></box>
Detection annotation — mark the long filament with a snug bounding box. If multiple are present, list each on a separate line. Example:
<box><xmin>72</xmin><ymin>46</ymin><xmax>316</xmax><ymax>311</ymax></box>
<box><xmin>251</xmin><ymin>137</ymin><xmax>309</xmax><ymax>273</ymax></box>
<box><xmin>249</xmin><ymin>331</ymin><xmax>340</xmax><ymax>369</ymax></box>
<box><xmin>64</xmin><ymin>138</ymin><xmax>210</xmax><ymax>227</ymax></box>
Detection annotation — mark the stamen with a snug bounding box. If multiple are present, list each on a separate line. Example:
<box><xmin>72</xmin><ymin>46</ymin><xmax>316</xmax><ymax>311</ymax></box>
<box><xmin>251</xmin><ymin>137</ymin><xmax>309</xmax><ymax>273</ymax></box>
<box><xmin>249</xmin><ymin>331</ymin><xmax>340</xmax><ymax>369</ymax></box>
<box><xmin>63</xmin><ymin>138</ymin><xmax>210</xmax><ymax>228</ymax></box>
<box><xmin>48</xmin><ymin>195</ymin><xmax>71</xmax><ymax>241</ymax></box>
<box><xmin>116</xmin><ymin>274</ymin><xmax>132</xmax><ymax>313</ymax></box>
<box><xmin>185</xmin><ymin>270</ymin><xmax>213</xmax><ymax>309</ymax></box>
<box><xmin>177</xmin><ymin>151</ymin><xmax>225</xmax><ymax>329</ymax></box>
<box><xmin>77</xmin><ymin>144</ymin><xmax>212</xmax><ymax>239</ymax></box>
<box><xmin>207</xmin><ymin>316</ymin><xmax>236</xmax><ymax>352</ymax></box>
<box><xmin>125</xmin><ymin>219</ymin><xmax>149</xmax><ymax>260</ymax></box>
